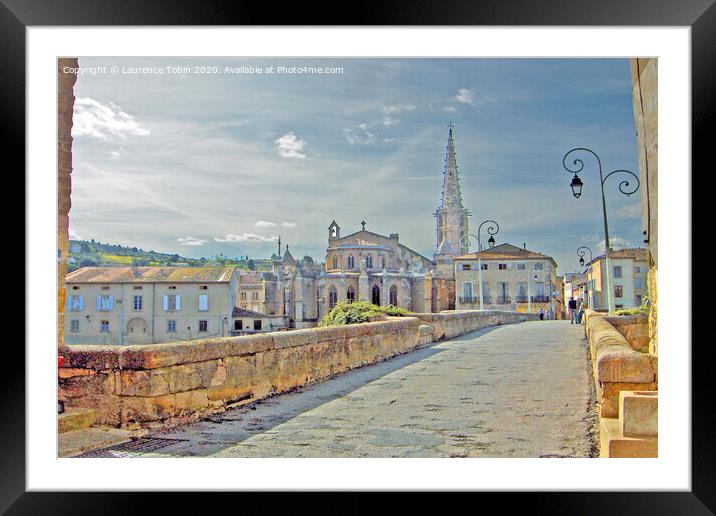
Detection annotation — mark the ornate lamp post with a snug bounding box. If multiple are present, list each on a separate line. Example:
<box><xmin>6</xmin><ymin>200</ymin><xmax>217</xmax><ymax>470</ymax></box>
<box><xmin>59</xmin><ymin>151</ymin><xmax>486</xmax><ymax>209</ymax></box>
<box><xmin>460</xmin><ymin>220</ymin><xmax>500</xmax><ymax>311</ymax></box>
<box><xmin>562</xmin><ymin>148</ymin><xmax>639</xmax><ymax>312</ymax></box>
<box><xmin>577</xmin><ymin>246</ymin><xmax>593</xmax><ymax>270</ymax></box>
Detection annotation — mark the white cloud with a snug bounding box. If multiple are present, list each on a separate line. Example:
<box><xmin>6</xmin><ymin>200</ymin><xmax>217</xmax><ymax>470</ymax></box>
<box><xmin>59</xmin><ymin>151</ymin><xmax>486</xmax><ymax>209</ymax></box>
<box><xmin>255</xmin><ymin>220</ymin><xmax>277</xmax><ymax>227</ymax></box>
<box><xmin>382</xmin><ymin>104</ymin><xmax>415</xmax><ymax>114</ymax></box>
<box><xmin>72</xmin><ymin>97</ymin><xmax>150</xmax><ymax>140</ymax></box>
<box><xmin>281</xmin><ymin>222</ymin><xmax>296</xmax><ymax>228</ymax></box>
<box><xmin>382</xmin><ymin>116</ymin><xmax>399</xmax><ymax>126</ymax></box>
<box><xmin>177</xmin><ymin>236</ymin><xmax>207</xmax><ymax>246</ymax></box>
<box><xmin>582</xmin><ymin>233</ymin><xmax>634</xmax><ymax>254</ymax></box>
<box><xmin>343</xmin><ymin>126</ymin><xmax>376</xmax><ymax>145</ymax></box>
<box><xmin>275</xmin><ymin>132</ymin><xmax>306</xmax><ymax>159</ymax></box>
<box><xmin>214</xmin><ymin>233</ymin><xmax>278</xmax><ymax>243</ymax></box>
<box><xmin>455</xmin><ymin>88</ymin><xmax>475</xmax><ymax>105</ymax></box>
<box><xmin>443</xmin><ymin>105</ymin><xmax>457</xmax><ymax>113</ymax></box>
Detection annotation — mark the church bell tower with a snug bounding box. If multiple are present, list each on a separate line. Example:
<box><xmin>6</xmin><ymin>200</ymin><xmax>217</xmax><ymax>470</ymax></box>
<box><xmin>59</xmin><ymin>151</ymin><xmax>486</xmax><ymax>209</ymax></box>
<box><xmin>434</xmin><ymin>124</ymin><xmax>470</xmax><ymax>273</ymax></box>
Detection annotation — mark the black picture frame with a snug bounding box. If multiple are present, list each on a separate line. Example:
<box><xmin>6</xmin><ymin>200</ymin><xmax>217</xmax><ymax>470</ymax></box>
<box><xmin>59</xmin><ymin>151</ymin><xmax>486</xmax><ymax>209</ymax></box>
<box><xmin>6</xmin><ymin>0</ymin><xmax>707</xmax><ymax>511</ymax></box>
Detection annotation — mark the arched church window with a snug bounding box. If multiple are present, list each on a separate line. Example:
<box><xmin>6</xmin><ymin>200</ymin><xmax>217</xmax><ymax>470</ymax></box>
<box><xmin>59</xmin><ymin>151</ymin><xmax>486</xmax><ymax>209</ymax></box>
<box><xmin>328</xmin><ymin>287</ymin><xmax>338</xmax><ymax>309</ymax></box>
<box><xmin>367</xmin><ymin>255</ymin><xmax>373</xmax><ymax>268</ymax></box>
<box><xmin>348</xmin><ymin>255</ymin><xmax>354</xmax><ymax>269</ymax></box>
<box><xmin>389</xmin><ymin>285</ymin><xmax>398</xmax><ymax>306</ymax></box>
<box><xmin>371</xmin><ymin>285</ymin><xmax>381</xmax><ymax>306</ymax></box>
<box><xmin>347</xmin><ymin>287</ymin><xmax>355</xmax><ymax>303</ymax></box>
<box><xmin>332</xmin><ymin>255</ymin><xmax>338</xmax><ymax>269</ymax></box>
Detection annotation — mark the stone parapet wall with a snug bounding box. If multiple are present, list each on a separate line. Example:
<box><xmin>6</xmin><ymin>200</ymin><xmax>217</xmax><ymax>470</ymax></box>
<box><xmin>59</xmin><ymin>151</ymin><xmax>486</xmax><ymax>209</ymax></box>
<box><xmin>584</xmin><ymin>309</ymin><xmax>657</xmax><ymax>418</ymax></box>
<box><xmin>412</xmin><ymin>310</ymin><xmax>538</xmax><ymax>341</ymax></box>
<box><xmin>59</xmin><ymin>310</ymin><xmax>531</xmax><ymax>429</ymax></box>
<box><xmin>603</xmin><ymin>315</ymin><xmax>650</xmax><ymax>353</ymax></box>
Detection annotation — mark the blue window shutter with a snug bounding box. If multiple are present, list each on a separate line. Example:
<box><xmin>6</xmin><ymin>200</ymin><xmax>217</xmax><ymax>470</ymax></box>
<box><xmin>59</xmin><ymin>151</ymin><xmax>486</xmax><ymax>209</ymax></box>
<box><xmin>66</xmin><ymin>295</ymin><xmax>72</xmax><ymax>311</ymax></box>
<box><xmin>163</xmin><ymin>295</ymin><xmax>168</xmax><ymax>311</ymax></box>
<box><xmin>108</xmin><ymin>296</ymin><xmax>113</xmax><ymax>310</ymax></box>
<box><xmin>176</xmin><ymin>295</ymin><xmax>181</xmax><ymax>310</ymax></box>
<box><xmin>96</xmin><ymin>295</ymin><xmax>102</xmax><ymax>311</ymax></box>
<box><xmin>79</xmin><ymin>296</ymin><xmax>84</xmax><ymax>311</ymax></box>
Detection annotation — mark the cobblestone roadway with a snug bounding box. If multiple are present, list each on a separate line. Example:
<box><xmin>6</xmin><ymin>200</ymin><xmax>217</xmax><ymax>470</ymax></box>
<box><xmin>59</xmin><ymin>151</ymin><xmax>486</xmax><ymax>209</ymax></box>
<box><xmin>105</xmin><ymin>321</ymin><xmax>596</xmax><ymax>458</ymax></box>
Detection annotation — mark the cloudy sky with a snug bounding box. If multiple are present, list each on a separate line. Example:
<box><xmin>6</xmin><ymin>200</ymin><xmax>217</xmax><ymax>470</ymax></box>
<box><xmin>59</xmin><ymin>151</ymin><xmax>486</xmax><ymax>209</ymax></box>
<box><xmin>69</xmin><ymin>57</ymin><xmax>642</xmax><ymax>274</ymax></box>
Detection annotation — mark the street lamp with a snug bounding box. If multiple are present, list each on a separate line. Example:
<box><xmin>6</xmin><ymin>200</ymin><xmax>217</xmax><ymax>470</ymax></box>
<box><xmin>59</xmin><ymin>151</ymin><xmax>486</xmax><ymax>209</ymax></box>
<box><xmin>460</xmin><ymin>219</ymin><xmax>500</xmax><ymax>311</ymax></box>
<box><xmin>562</xmin><ymin>148</ymin><xmax>640</xmax><ymax>313</ymax></box>
<box><xmin>577</xmin><ymin>246</ymin><xmax>593</xmax><ymax>269</ymax></box>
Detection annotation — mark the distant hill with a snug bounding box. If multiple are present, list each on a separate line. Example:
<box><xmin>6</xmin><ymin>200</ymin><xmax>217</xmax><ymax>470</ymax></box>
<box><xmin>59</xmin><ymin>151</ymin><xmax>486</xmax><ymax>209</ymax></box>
<box><xmin>66</xmin><ymin>239</ymin><xmax>273</xmax><ymax>273</ymax></box>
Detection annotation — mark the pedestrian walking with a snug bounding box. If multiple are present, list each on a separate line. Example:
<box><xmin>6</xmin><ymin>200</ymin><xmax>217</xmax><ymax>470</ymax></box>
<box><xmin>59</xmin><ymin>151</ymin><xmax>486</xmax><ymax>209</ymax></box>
<box><xmin>577</xmin><ymin>300</ymin><xmax>585</xmax><ymax>324</ymax></box>
<box><xmin>568</xmin><ymin>297</ymin><xmax>578</xmax><ymax>324</ymax></box>
<box><xmin>539</xmin><ymin>308</ymin><xmax>545</xmax><ymax>320</ymax></box>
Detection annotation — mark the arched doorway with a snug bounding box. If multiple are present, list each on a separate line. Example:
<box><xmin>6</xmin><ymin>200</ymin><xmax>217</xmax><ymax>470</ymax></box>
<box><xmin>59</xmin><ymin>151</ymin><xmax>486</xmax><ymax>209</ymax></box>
<box><xmin>127</xmin><ymin>318</ymin><xmax>150</xmax><ymax>344</ymax></box>
<box><xmin>372</xmin><ymin>284</ymin><xmax>381</xmax><ymax>306</ymax></box>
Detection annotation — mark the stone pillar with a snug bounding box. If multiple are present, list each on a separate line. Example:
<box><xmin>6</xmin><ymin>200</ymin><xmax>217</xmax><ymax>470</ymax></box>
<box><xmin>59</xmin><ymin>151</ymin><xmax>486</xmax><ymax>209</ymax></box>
<box><xmin>424</xmin><ymin>270</ymin><xmax>433</xmax><ymax>313</ymax></box>
<box><xmin>58</xmin><ymin>58</ymin><xmax>78</xmax><ymax>350</ymax></box>
<box><xmin>338</xmin><ymin>270</ymin><xmax>347</xmax><ymax>301</ymax></box>
<box><xmin>631</xmin><ymin>58</ymin><xmax>658</xmax><ymax>358</ymax></box>
<box><xmin>294</xmin><ymin>272</ymin><xmax>304</xmax><ymax>323</ymax></box>
<box><xmin>358</xmin><ymin>259</ymin><xmax>369</xmax><ymax>301</ymax></box>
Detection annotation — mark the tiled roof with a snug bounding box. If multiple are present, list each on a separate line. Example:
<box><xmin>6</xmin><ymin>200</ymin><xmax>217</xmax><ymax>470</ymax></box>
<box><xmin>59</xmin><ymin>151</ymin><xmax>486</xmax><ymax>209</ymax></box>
<box><xmin>232</xmin><ymin>307</ymin><xmax>280</xmax><ymax>318</ymax></box>
<box><xmin>66</xmin><ymin>266</ymin><xmax>235</xmax><ymax>284</ymax></box>
<box><xmin>588</xmin><ymin>248</ymin><xmax>648</xmax><ymax>265</ymax></box>
<box><xmin>455</xmin><ymin>243</ymin><xmax>553</xmax><ymax>261</ymax></box>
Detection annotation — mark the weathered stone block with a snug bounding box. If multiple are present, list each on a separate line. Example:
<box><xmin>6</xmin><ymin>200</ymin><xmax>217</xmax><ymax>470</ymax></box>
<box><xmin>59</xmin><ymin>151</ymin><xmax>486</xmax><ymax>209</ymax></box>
<box><xmin>600</xmin><ymin>416</ymin><xmax>657</xmax><ymax>458</ymax></box>
<box><xmin>600</xmin><ymin>382</ymin><xmax>657</xmax><ymax>418</ymax></box>
<box><xmin>597</xmin><ymin>351</ymin><xmax>655</xmax><ymax>383</ymax></box>
<box><xmin>62</xmin><ymin>346</ymin><xmax>120</xmax><ymax>370</ymax></box>
<box><xmin>620</xmin><ymin>391</ymin><xmax>658</xmax><ymax>437</ymax></box>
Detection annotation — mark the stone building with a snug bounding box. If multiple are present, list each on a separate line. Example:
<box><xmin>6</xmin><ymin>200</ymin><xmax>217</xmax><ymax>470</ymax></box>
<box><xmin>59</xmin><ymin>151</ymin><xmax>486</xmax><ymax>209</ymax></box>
<box><xmin>64</xmin><ymin>266</ymin><xmax>239</xmax><ymax>345</ymax></box>
<box><xmin>585</xmin><ymin>248</ymin><xmax>648</xmax><ymax>311</ymax></box>
<box><xmin>434</xmin><ymin>124</ymin><xmax>470</xmax><ymax>279</ymax></box>
<box><xmin>318</xmin><ymin>220</ymin><xmax>440</xmax><ymax>315</ymax></box>
<box><xmin>453</xmin><ymin>243</ymin><xmax>560</xmax><ymax>316</ymax></box>
<box><xmin>563</xmin><ymin>272</ymin><xmax>588</xmax><ymax>305</ymax></box>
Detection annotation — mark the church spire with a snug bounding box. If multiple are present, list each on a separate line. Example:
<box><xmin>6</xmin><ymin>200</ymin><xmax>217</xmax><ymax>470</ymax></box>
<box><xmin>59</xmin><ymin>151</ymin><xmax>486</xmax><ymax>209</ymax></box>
<box><xmin>434</xmin><ymin>124</ymin><xmax>470</xmax><ymax>263</ymax></box>
<box><xmin>441</xmin><ymin>123</ymin><xmax>464</xmax><ymax>209</ymax></box>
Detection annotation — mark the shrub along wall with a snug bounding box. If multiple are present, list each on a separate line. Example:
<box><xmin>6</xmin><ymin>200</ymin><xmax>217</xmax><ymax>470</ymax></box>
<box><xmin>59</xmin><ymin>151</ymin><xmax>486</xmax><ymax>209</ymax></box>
<box><xmin>59</xmin><ymin>310</ymin><xmax>536</xmax><ymax>428</ymax></box>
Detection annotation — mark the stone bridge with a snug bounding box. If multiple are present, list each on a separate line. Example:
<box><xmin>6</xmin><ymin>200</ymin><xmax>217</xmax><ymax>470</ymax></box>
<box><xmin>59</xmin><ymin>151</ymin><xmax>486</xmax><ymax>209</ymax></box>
<box><xmin>61</xmin><ymin>311</ymin><xmax>597</xmax><ymax>458</ymax></box>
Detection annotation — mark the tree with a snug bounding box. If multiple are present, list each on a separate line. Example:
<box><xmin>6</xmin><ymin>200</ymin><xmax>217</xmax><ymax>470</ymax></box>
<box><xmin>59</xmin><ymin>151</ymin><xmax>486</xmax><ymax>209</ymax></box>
<box><xmin>247</xmin><ymin>259</ymin><xmax>256</xmax><ymax>270</ymax></box>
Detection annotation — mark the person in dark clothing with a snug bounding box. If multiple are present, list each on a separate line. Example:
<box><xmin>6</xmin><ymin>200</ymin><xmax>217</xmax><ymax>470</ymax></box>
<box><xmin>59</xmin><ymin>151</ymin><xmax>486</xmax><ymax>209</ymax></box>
<box><xmin>568</xmin><ymin>297</ymin><xmax>578</xmax><ymax>324</ymax></box>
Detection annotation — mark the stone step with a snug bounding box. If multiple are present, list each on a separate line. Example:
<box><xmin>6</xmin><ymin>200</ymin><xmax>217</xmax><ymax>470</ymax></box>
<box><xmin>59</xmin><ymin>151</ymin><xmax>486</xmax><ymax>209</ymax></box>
<box><xmin>620</xmin><ymin>390</ymin><xmax>658</xmax><ymax>437</ymax></box>
<box><xmin>58</xmin><ymin>407</ymin><xmax>97</xmax><ymax>433</ymax></box>
<box><xmin>58</xmin><ymin>427</ymin><xmax>135</xmax><ymax>458</ymax></box>
<box><xmin>599</xmin><ymin>417</ymin><xmax>657</xmax><ymax>458</ymax></box>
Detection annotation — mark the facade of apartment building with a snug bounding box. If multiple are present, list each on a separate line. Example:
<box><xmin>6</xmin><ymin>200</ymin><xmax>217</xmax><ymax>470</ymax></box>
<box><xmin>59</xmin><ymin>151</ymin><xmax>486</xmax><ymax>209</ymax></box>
<box><xmin>585</xmin><ymin>248</ymin><xmax>648</xmax><ymax>310</ymax></box>
<box><xmin>64</xmin><ymin>266</ymin><xmax>239</xmax><ymax>345</ymax></box>
<box><xmin>563</xmin><ymin>272</ymin><xmax>588</xmax><ymax>306</ymax></box>
<box><xmin>454</xmin><ymin>243</ymin><xmax>560</xmax><ymax>316</ymax></box>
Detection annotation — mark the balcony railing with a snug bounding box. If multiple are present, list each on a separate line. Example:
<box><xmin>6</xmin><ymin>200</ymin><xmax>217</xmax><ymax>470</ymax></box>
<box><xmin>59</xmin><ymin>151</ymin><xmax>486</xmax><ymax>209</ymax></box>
<box><xmin>515</xmin><ymin>295</ymin><xmax>529</xmax><ymax>303</ymax></box>
<box><xmin>531</xmin><ymin>295</ymin><xmax>550</xmax><ymax>303</ymax></box>
<box><xmin>459</xmin><ymin>296</ymin><xmax>492</xmax><ymax>305</ymax></box>
<box><xmin>495</xmin><ymin>296</ymin><xmax>511</xmax><ymax>305</ymax></box>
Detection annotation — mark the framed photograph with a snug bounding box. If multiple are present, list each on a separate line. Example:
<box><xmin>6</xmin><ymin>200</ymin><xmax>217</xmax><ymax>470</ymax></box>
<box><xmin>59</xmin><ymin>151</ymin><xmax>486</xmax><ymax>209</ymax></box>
<box><xmin>9</xmin><ymin>0</ymin><xmax>707</xmax><ymax>510</ymax></box>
